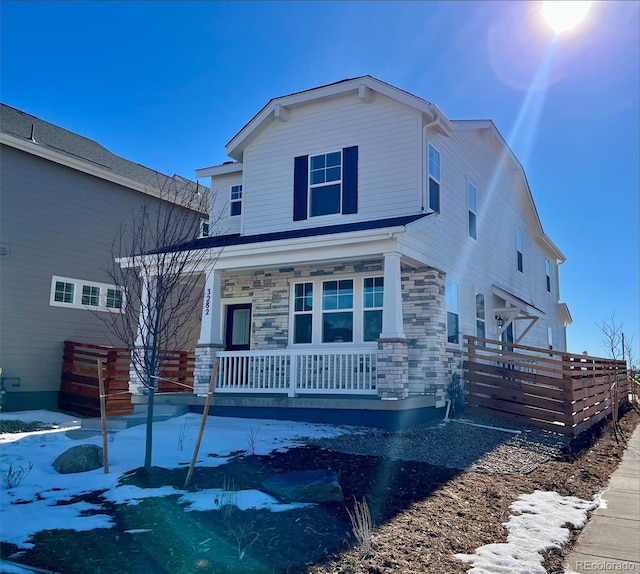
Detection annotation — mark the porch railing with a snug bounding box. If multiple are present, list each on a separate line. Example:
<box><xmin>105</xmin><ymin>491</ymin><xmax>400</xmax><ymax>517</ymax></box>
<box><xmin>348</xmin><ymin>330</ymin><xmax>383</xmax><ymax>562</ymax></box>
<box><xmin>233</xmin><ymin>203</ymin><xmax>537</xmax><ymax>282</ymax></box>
<box><xmin>215</xmin><ymin>349</ymin><xmax>378</xmax><ymax>396</ymax></box>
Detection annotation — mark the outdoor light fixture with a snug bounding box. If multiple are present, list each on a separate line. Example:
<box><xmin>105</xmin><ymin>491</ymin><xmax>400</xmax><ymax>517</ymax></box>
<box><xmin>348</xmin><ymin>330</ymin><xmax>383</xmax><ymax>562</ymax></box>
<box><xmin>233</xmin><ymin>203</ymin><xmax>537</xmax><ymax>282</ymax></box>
<box><xmin>496</xmin><ymin>315</ymin><xmax>505</xmax><ymax>329</ymax></box>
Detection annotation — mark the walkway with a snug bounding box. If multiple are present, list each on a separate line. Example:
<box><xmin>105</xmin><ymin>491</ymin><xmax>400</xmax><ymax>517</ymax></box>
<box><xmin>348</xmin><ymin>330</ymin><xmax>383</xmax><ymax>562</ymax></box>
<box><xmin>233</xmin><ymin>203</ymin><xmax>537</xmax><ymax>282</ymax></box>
<box><xmin>565</xmin><ymin>422</ymin><xmax>640</xmax><ymax>573</ymax></box>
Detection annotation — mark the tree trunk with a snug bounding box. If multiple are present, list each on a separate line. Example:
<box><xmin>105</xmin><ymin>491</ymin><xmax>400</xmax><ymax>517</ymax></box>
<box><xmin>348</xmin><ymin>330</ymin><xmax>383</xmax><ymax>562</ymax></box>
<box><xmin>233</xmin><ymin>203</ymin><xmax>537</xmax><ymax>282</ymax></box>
<box><xmin>144</xmin><ymin>383</ymin><xmax>155</xmax><ymax>469</ymax></box>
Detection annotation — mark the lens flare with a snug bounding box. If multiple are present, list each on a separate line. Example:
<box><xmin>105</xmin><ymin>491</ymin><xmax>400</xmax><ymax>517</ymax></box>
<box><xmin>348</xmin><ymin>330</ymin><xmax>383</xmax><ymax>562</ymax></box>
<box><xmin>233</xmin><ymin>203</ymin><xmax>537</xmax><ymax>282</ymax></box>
<box><xmin>542</xmin><ymin>1</ymin><xmax>592</xmax><ymax>34</ymax></box>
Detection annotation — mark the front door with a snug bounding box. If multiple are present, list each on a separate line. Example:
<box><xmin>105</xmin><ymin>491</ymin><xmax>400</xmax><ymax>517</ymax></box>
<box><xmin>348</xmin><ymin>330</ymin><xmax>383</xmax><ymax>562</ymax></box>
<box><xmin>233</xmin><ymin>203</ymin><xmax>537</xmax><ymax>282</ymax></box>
<box><xmin>225</xmin><ymin>304</ymin><xmax>252</xmax><ymax>351</ymax></box>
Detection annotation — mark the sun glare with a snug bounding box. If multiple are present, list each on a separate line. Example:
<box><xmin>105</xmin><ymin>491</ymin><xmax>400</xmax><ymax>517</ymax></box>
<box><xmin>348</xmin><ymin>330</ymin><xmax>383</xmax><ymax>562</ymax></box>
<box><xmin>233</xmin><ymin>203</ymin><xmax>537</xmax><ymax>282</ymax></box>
<box><xmin>542</xmin><ymin>1</ymin><xmax>592</xmax><ymax>34</ymax></box>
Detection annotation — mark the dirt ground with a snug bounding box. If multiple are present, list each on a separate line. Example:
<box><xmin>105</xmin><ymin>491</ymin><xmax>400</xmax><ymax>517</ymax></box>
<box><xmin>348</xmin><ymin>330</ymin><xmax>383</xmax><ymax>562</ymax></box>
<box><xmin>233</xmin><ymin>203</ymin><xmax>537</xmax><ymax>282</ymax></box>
<box><xmin>2</xmin><ymin>406</ymin><xmax>638</xmax><ymax>574</ymax></box>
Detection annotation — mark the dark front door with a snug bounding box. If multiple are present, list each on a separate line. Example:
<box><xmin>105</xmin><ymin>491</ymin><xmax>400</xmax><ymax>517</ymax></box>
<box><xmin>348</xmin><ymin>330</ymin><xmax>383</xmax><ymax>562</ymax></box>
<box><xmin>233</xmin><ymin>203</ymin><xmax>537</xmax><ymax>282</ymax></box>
<box><xmin>225</xmin><ymin>304</ymin><xmax>252</xmax><ymax>351</ymax></box>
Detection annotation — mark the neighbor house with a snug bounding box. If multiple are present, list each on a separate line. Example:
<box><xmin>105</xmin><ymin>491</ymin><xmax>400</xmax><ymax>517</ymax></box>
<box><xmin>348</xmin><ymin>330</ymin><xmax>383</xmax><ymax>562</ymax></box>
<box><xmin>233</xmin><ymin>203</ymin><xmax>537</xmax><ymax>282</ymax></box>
<box><xmin>0</xmin><ymin>104</ymin><xmax>205</xmax><ymax>411</ymax></box>
<box><xmin>132</xmin><ymin>76</ymin><xmax>571</xmax><ymax>427</ymax></box>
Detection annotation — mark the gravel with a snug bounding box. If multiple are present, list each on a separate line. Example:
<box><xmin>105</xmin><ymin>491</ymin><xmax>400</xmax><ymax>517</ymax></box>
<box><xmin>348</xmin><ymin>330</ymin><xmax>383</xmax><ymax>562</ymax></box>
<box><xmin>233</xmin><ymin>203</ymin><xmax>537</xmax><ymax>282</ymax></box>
<box><xmin>306</xmin><ymin>416</ymin><xmax>572</xmax><ymax>475</ymax></box>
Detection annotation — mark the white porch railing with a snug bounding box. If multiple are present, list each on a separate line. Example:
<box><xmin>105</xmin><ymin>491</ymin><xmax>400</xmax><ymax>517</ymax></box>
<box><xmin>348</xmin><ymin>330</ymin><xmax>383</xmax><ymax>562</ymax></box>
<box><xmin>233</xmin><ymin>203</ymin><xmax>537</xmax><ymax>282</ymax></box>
<box><xmin>215</xmin><ymin>349</ymin><xmax>378</xmax><ymax>396</ymax></box>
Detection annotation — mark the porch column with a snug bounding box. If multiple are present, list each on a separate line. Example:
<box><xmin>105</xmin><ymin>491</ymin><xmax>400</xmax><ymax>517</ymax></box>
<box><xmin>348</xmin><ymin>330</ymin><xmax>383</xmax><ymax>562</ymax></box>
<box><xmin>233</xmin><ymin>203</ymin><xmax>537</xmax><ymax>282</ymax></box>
<box><xmin>129</xmin><ymin>274</ymin><xmax>158</xmax><ymax>395</ymax></box>
<box><xmin>380</xmin><ymin>251</ymin><xmax>405</xmax><ymax>339</ymax></box>
<box><xmin>194</xmin><ymin>269</ymin><xmax>224</xmax><ymax>395</ymax></box>
<box><xmin>377</xmin><ymin>251</ymin><xmax>409</xmax><ymax>399</ymax></box>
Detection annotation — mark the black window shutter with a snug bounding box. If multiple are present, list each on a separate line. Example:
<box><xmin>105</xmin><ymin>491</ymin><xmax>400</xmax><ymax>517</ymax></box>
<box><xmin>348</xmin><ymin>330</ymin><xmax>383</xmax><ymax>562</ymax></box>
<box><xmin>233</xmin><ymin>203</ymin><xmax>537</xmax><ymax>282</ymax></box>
<box><xmin>293</xmin><ymin>155</ymin><xmax>309</xmax><ymax>221</ymax></box>
<box><xmin>342</xmin><ymin>146</ymin><xmax>358</xmax><ymax>214</ymax></box>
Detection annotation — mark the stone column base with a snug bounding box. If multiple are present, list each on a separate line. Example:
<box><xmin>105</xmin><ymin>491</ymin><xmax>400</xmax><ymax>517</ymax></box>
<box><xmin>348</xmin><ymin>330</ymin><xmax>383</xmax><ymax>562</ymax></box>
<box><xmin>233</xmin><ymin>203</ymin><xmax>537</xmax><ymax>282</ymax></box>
<box><xmin>377</xmin><ymin>338</ymin><xmax>409</xmax><ymax>399</ymax></box>
<box><xmin>194</xmin><ymin>344</ymin><xmax>225</xmax><ymax>395</ymax></box>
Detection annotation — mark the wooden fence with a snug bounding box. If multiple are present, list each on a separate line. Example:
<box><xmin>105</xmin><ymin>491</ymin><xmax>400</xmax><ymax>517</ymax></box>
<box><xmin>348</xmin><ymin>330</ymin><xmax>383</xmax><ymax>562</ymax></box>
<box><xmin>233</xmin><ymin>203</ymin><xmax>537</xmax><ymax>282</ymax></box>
<box><xmin>463</xmin><ymin>335</ymin><xmax>629</xmax><ymax>436</ymax></box>
<box><xmin>59</xmin><ymin>341</ymin><xmax>194</xmax><ymax>417</ymax></box>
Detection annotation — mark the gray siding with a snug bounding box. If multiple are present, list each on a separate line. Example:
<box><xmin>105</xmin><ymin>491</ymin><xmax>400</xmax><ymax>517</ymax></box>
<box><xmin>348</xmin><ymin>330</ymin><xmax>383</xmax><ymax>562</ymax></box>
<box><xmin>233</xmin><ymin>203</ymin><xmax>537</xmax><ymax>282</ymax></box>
<box><xmin>0</xmin><ymin>146</ymin><xmax>200</xmax><ymax>410</ymax></box>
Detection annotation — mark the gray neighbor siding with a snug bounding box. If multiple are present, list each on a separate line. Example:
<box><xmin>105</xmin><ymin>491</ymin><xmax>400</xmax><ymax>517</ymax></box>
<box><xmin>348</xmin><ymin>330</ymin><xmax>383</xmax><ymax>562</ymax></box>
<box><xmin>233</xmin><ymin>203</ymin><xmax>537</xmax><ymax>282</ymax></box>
<box><xmin>0</xmin><ymin>131</ymin><xmax>203</xmax><ymax>411</ymax></box>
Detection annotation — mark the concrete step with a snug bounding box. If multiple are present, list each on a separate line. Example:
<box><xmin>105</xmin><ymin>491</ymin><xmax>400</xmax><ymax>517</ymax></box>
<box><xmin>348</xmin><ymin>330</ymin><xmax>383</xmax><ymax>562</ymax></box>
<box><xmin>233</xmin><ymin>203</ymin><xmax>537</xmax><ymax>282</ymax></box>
<box><xmin>80</xmin><ymin>403</ymin><xmax>189</xmax><ymax>431</ymax></box>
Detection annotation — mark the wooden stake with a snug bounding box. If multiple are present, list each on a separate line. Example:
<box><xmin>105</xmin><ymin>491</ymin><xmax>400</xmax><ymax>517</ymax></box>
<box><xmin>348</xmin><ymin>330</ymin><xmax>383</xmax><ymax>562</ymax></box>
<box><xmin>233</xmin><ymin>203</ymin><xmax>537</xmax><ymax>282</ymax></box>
<box><xmin>97</xmin><ymin>358</ymin><xmax>110</xmax><ymax>474</ymax></box>
<box><xmin>184</xmin><ymin>357</ymin><xmax>219</xmax><ymax>488</ymax></box>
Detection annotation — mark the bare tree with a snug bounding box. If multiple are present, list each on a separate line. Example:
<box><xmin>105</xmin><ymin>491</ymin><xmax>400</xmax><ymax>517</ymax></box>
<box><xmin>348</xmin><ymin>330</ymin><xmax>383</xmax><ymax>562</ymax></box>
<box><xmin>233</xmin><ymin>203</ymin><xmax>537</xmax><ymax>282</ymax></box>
<box><xmin>102</xmin><ymin>175</ymin><xmax>219</xmax><ymax>469</ymax></box>
<box><xmin>599</xmin><ymin>313</ymin><xmax>624</xmax><ymax>361</ymax></box>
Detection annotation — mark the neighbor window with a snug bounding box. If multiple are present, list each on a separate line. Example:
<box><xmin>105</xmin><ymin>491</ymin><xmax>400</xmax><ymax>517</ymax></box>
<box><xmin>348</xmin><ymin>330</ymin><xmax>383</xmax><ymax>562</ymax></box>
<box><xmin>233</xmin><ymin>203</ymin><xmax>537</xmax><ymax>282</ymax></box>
<box><xmin>82</xmin><ymin>285</ymin><xmax>100</xmax><ymax>307</ymax></box>
<box><xmin>106</xmin><ymin>288</ymin><xmax>124</xmax><ymax>309</ymax></box>
<box><xmin>516</xmin><ymin>229</ymin><xmax>524</xmax><ymax>272</ymax></box>
<box><xmin>475</xmin><ymin>293</ymin><xmax>486</xmax><ymax>340</ymax></box>
<box><xmin>548</xmin><ymin>326</ymin><xmax>553</xmax><ymax>351</ymax></box>
<box><xmin>446</xmin><ymin>279</ymin><xmax>459</xmax><ymax>344</ymax></box>
<box><xmin>50</xmin><ymin>276</ymin><xmax>125</xmax><ymax>312</ymax></box>
<box><xmin>230</xmin><ymin>184</ymin><xmax>242</xmax><ymax>216</ymax></box>
<box><xmin>54</xmin><ymin>281</ymin><xmax>75</xmax><ymax>304</ymax></box>
<box><xmin>428</xmin><ymin>143</ymin><xmax>441</xmax><ymax>213</ymax></box>
<box><xmin>468</xmin><ymin>182</ymin><xmax>477</xmax><ymax>239</ymax></box>
<box><xmin>545</xmin><ymin>258</ymin><xmax>551</xmax><ymax>292</ymax></box>
<box><xmin>363</xmin><ymin>277</ymin><xmax>384</xmax><ymax>342</ymax></box>
<box><xmin>322</xmin><ymin>279</ymin><xmax>353</xmax><ymax>343</ymax></box>
<box><xmin>293</xmin><ymin>282</ymin><xmax>313</xmax><ymax>344</ymax></box>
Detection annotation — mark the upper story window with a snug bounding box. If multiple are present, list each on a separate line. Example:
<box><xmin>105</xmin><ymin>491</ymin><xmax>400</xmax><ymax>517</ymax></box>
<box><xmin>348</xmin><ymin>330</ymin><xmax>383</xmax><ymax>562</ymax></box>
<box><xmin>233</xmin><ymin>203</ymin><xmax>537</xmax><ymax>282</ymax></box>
<box><xmin>428</xmin><ymin>143</ymin><xmax>441</xmax><ymax>213</ymax></box>
<box><xmin>468</xmin><ymin>182</ymin><xmax>477</xmax><ymax>239</ymax></box>
<box><xmin>545</xmin><ymin>258</ymin><xmax>551</xmax><ymax>292</ymax></box>
<box><xmin>310</xmin><ymin>151</ymin><xmax>342</xmax><ymax>216</ymax></box>
<box><xmin>50</xmin><ymin>275</ymin><xmax>125</xmax><ymax>312</ymax></box>
<box><xmin>230</xmin><ymin>184</ymin><xmax>242</xmax><ymax>216</ymax></box>
<box><xmin>293</xmin><ymin>146</ymin><xmax>358</xmax><ymax>221</ymax></box>
<box><xmin>516</xmin><ymin>228</ymin><xmax>524</xmax><ymax>272</ymax></box>
<box><xmin>446</xmin><ymin>278</ymin><xmax>459</xmax><ymax>344</ymax></box>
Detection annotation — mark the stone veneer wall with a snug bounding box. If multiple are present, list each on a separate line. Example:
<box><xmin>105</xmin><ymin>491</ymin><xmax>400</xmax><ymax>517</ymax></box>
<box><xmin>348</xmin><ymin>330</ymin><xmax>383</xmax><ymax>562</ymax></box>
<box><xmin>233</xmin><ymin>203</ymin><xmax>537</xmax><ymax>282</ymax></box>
<box><xmin>402</xmin><ymin>266</ymin><xmax>458</xmax><ymax>406</ymax></box>
<box><xmin>221</xmin><ymin>260</ymin><xmax>385</xmax><ymax>350</ymax></box>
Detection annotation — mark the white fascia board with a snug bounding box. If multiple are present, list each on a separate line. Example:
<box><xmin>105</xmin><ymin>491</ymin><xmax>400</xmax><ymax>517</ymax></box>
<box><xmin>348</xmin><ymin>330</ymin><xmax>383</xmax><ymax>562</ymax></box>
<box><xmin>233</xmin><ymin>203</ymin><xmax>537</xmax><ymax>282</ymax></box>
<box><xmin>536</xmin><ymin>233</ymin><xmax>566</xmax><ymax>263</ymax></box>
<box><xmin>1</xmin><ymin>133</ymin><xmax>166</xmax><ymax>202</ymax></box>
<box><xmin>194</xmin><ymin>226</ymin><xmax>407</xmax><ymax>272</ymax></box>
<box><xmin>196</xmin><ymin>162</ymin><xmax>243</xmax><ymax>178</ymax></box>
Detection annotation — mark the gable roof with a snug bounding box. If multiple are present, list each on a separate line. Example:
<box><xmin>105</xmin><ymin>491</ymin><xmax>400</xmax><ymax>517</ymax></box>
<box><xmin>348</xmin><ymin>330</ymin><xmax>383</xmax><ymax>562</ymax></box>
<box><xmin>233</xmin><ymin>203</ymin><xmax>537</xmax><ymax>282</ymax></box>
<box><xmin>225</xmin><ymin>75</ymin><xmax>454</xmax><ymax>161</ymax></box>
<box><xmin>0</xmin><ymin>103</ymin><xmax>203</xmax><ymax>201</ymax></box>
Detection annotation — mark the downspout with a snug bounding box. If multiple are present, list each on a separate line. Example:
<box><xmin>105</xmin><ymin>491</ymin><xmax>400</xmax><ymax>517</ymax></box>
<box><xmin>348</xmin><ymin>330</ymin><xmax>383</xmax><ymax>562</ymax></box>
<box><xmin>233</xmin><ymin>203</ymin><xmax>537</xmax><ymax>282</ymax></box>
<box><xmin>422</xmin><ymin>109</ymin><xmax>440</xmax><ymax>212</ymax></box>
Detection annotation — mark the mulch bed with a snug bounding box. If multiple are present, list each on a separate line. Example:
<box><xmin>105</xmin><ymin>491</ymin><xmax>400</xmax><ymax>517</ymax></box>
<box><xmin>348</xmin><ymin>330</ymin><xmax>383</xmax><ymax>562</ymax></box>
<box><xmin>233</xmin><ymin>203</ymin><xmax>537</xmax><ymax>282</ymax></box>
<box><xmin>1</xmin><ymin>407</ymin><xmax>638</xmax><ymax>574</ymax></box>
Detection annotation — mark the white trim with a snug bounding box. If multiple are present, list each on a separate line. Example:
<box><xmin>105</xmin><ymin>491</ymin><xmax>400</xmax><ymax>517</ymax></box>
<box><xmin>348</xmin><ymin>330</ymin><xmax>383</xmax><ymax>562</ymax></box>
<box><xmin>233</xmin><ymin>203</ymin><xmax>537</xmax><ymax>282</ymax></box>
<box><xmin>49</xmin><ymin>275</ymin><xmax>125</xmax><ymax>312</ymax></box>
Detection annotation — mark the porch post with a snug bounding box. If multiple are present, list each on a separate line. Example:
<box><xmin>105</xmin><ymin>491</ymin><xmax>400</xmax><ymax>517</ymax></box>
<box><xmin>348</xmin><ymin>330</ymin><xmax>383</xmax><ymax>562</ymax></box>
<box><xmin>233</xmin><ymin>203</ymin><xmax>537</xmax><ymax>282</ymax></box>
<box><xmin>194</xmin><ymin>269</ymin><xmax>224</xmax><ymax>395</ymax></box>
<box><xmin>129</xmin><ymin>275</ymin><xmax>157</xmax><ymax>396</ymax></box>
<box><xmin>377</xmin><ymin>251</ymin><xmax>409</xmax><ymax>399</ymax></box>
<box><xmin>380</xmin><ymin>251</ymin><xmax>405</xmax><ymax>339</ymax></box>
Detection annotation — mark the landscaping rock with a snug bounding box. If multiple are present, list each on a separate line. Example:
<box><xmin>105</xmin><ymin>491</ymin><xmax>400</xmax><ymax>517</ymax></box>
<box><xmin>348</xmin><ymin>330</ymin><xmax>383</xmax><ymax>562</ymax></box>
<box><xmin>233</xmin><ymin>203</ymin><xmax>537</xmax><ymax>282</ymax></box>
<box><xmin>262</xmin><ymin>469</ymin><xmax>343</xmax><ymax>503</ymax></box>
<box><xmin>52</xmin><ymin>444</ymin><xmax>104</xmax><ymax>474</ymax></box>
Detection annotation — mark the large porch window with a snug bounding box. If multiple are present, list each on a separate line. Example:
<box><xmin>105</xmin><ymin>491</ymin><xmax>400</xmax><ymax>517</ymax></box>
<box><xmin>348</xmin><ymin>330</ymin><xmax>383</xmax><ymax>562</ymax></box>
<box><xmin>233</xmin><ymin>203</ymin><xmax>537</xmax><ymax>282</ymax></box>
<box><xmin>291</xmin><ymin>275</ymin><xmax>383</xmax><ymax>345</ymax></box>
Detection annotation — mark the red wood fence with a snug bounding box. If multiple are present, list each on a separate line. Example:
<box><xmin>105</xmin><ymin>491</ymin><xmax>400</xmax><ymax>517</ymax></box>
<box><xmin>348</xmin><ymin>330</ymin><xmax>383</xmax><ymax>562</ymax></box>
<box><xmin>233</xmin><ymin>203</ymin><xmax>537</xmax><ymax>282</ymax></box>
<box><xmin>59</xmin><ymin>341</ymin><xmax>194</xmax><ymax>417</ymax></box>
<box><xmin>463</xmin><ymin>335</ymin><xmax>629</xmax><ymax>436</ymax></box>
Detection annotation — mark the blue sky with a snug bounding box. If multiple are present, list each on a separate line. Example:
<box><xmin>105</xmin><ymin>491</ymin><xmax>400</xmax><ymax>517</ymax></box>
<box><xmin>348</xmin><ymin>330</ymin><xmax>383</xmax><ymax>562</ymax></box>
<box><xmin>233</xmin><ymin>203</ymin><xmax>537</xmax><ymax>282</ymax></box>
<box><xmin>1</xmin><ymin>1</ymin><xmax>638</xmax><ymax>361</ymax></box>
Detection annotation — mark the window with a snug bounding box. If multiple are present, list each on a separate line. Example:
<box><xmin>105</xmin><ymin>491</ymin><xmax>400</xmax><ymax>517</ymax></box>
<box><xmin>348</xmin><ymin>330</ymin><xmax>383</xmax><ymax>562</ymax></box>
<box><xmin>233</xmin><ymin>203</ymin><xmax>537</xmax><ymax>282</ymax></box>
<box><xmin>545</xmin><ymin>258</ymin><xmax>551</xmax><ymax>292</ymax></box>
<box><xmin>50</xmin><ymin>276</ymin><xmax>124</xmax><ymax>312</ymax></box>
<box><xmin>516</xmin><ymin>229</ymin><xmax>524</xmax><ymax>272</ymax></box>
<box><xmin>475</xmin><ymin>293</ymin><xmax>486</xmax><ymax>340</ymax></box>
<box><xmin>106</xmin><ymin>288</ymin><xmax>124</xmax><ymax>309</ymax></box>
<box><xmin>363</xmin><ymin>277</ymin><xmax>384</xmax><ymax>342</ymax></box>
<box><xmin>322</xmin><ymin>280</ymin><xmax>353</xmax><ymax>343</ymax></box>
<box><xmin>230</xmin><ymin>184</ymin><xmax>242</xmax><ymax>216</ymax></box>
<box><xmin>428</xmin><ymin>143</ymin><xmax>441</xmax><ymax>213</ymax></box>
<box><xmin>293</xmin><ymin>147</ymin><xmax>358</xmax><ymax>221</ymax></box>
<box><xmin>446</xmin><ymin>279</ymin><xmax>459</xmax><ymax>344</ymax></box>
<box><xmin>468</xmin><ymin>182</ymin><xmax>477</xmax><ymax>239</ymax></box>
<box><xmin>82</xmin><ymin>285</ymin><xmax>100</xmax><ymax>307</ymax></box>
<box><xmin>54</xmin><ymin>281</ymin><xmax>75</xmax><ymax>304</ymax></box>
<box><xmin>548</xmin><ymin>326</ymin><xmax>553</xmax><ymax>351</ymax></box>
<box><xmin>293</xmin><ymin>283</ymin><xmax>313</xmax><ymax>344</ymax></box>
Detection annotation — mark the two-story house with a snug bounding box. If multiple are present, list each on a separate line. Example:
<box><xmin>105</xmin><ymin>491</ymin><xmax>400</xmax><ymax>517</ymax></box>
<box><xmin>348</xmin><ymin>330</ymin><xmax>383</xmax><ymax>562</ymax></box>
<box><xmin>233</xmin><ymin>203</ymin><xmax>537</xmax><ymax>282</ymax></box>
<box><xmin>0</xmin><ymin>104</ymin><xmax>205</xmax><ymax>412</ymax></box>
<box><xmin>130</xmin><ymin>76</ymin><xmax>572</xmax><ymax>427</ymax></box>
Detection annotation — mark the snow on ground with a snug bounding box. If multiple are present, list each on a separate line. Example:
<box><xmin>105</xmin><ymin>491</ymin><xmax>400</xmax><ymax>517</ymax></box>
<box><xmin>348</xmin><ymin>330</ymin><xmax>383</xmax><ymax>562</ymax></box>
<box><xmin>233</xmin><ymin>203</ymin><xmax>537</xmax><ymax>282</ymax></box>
<box><xmin>0</xmin><ymin>410</ymin><xmax>601</xmax><ymax>574</ymax></box>
<box><xmin>0</xmin><ymin>409</ymin><xmax>351</xmax><ymax>552</ymax></box>
<box><xmin>455</xmin><ymin>490</ymin><xmax>600</xmax><ymax>574</ymax></box>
